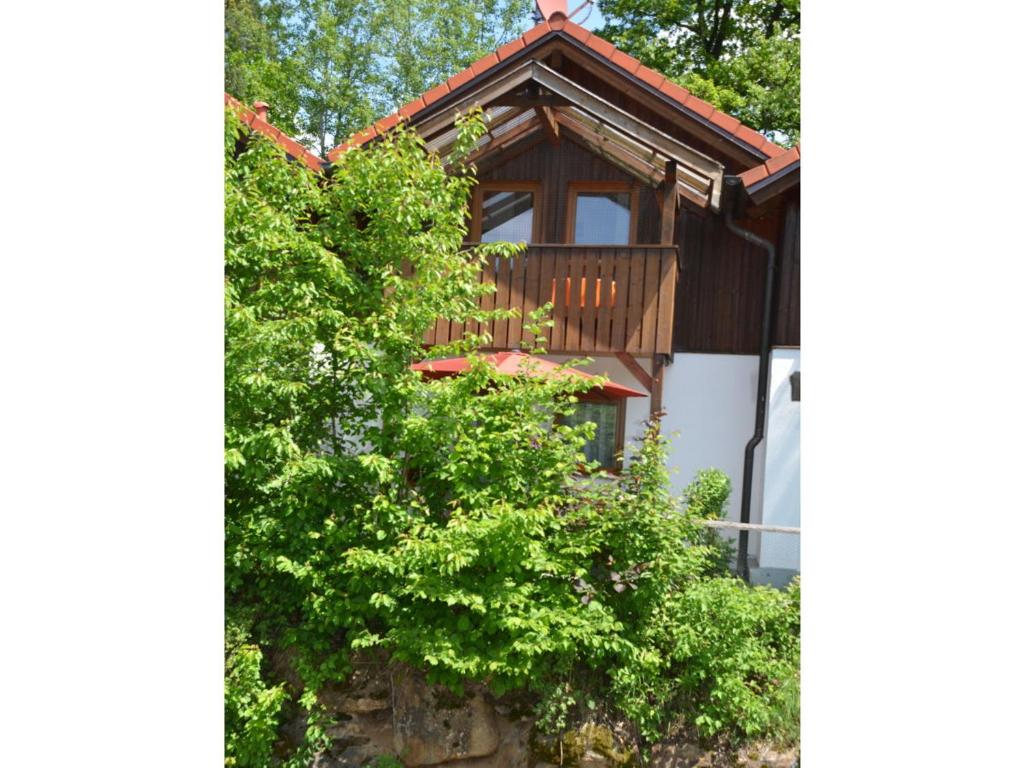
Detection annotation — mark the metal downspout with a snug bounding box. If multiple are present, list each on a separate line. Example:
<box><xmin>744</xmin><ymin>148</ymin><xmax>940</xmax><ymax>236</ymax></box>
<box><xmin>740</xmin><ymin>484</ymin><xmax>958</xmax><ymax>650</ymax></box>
<box><xmin>722</xmin><ymin>175</ymin><xmax>776</xmax><ymax>582</ymax></box>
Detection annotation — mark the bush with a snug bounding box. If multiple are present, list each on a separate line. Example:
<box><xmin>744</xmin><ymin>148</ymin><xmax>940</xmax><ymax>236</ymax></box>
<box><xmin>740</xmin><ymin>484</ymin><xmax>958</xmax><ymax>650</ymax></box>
<box><xmin>225</xmin><ymin>621</ymin><xmax>286</xmax><ymax>768</ymax></box>
<box><xmin>682</xmin><ymin>468</ymin><xmax>737</xmax><ymax>576</ymax></box>
<box><xmin>668</xmin><ymin>576</ymin><xmax>800</xmax><ymax>740</ymax></box>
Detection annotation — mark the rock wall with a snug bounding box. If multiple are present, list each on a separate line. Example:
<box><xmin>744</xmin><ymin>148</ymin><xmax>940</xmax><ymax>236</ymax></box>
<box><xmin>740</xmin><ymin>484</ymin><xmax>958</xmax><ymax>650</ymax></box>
<box><xmin>295</xmin><ymin>658</ymin><xmax>797</xmax><ymax>768</ymax></box>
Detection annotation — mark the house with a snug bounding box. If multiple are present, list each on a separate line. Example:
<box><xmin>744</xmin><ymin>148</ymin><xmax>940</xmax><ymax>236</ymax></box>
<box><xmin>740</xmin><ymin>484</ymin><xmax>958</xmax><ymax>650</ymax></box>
<box><xmin>226</xmin><ymin>1</ymin><xmax>800</xmax><ymax>582</ymax></box>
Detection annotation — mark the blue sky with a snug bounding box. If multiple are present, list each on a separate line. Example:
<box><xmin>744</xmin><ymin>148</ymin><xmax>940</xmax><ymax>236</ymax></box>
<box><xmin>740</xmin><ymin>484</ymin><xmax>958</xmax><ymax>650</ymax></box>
<box><xmin>572</xmin><ymin>1</ymin><xmax>605</xmax><ymax>31</ymax></box>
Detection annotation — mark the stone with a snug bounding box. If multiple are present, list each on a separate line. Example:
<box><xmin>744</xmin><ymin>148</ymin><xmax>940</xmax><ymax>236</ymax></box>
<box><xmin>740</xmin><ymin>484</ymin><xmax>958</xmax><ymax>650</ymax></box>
<box><xmin>530</xmin><ymin>723</ymin><xmax>636</xmax><ymax>767</ymax></box>
<box><xmin>392</xmin><ymin>666</ymin><xmax>500</xmax><ymax>766</ymax></box>
<box><xmin>648</xmin><ymin>736</ymin><xmax>798</xmax><ymax>768</ymax></box>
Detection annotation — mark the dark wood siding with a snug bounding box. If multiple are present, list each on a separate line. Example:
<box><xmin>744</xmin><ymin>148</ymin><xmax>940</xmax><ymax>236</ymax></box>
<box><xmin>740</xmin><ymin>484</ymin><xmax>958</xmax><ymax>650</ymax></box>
<box><xmin>478</xmin><ymin>138</ymin><xmax>661</xmax><ymax>244</ymax></box>
<box><xmin>672</xmin><ymin>192</ymin><xmax>799</xmax><ymax>354</ymax></box>
<box><xmin>773</xmin><ymin>198</ymin><xmax>800</xmax><ymax>346</ymax></box>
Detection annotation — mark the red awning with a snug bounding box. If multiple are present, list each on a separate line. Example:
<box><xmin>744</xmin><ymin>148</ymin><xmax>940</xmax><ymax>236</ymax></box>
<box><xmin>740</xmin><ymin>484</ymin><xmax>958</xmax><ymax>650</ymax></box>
<box><xmin>411</xmin><ymin>351</ymin><xmax>646</xmax><ymax>399</ymax></box>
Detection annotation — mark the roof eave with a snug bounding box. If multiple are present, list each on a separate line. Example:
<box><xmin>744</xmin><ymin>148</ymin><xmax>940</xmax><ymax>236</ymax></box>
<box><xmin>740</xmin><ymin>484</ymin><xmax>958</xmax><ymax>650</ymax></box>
<box><xmin>746</xmin><ymin>161</ymin><xmax>800</xmax><ymax>205</ymax></box>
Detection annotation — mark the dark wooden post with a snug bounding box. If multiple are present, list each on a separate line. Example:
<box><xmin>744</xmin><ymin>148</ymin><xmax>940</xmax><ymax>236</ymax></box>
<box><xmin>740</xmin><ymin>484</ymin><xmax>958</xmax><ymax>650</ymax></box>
<box><xmin>651</xmin><ymin>160</ymin><xmax>676</xmax><ymax>423</ymax></box>
<box><xmin>660</xmin><ymin>160</ymin><xmax>677</xmax><ymax>245</ymax></box>
<box><xmin>650</xmin><ymin>353</ymin><xmax>665</xmax><ymax>421</ymax></box>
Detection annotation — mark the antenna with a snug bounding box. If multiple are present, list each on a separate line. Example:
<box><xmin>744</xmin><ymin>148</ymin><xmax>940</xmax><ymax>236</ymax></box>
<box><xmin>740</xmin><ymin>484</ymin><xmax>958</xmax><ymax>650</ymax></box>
<box><xmin>534</xmin><ymin>1</ymin><xmax>592</xmax><ymax>25</ymax></box>
<box><xmin>567</xmin><ymin>1</ymin><xmax>593</xmax><ymax>25</ymax></box>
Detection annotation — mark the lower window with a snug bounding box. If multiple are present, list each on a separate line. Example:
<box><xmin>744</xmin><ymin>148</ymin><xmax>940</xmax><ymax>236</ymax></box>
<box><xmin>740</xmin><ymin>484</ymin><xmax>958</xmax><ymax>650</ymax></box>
<box><xmin>560</xmin><ymin>399</ymin><xmax>625</xmax><ymax>471</ymax></box>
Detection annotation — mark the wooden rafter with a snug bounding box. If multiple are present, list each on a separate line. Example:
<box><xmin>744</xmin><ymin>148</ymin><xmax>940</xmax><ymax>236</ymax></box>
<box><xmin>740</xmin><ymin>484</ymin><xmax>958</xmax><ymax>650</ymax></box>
<box><xmin>526</xmin><ymin>61</ymin><xmax>723</xmax><ymax>209</ymax></box>
<box><xmin>542</xmin><ymin>39</ymin><xmax>761</xmax><ymax>167</ymax></box>
<box><xmin>614</xmin><ymin>352</ymin><xmax>653</xmax><ymax>393</ymax></box>
<box><xmin>459</xmin><ymin>116</ymin><xmax>541</xmax><ymax>166</ymax></box>
<box><xmin>562</xmin><ymin>107</ymin><xmax>710</xmax><ymax>199</ymax></box>
<box><xmin>535</xmin><ymin>105</ymin><xmax>560</xmax><ymax>145</ymax></box>
<box><xmin>556</xmin><ymin>112</ymin><xmax>662</xmax><ymax>186</ymax></box>
<box><xmin>556</xmin><ymin>112</ymin><xmax>712</xmax><ymax>211</ymax></box>
<box><xmin>410</xmin><ymin>59</ymin><xmax>724</xmax><ymax>210</ymax></box>
<box><xmin>491</xmin><ymin>94</ymin><xmax>573</xmax><ymax>107</ymax></box>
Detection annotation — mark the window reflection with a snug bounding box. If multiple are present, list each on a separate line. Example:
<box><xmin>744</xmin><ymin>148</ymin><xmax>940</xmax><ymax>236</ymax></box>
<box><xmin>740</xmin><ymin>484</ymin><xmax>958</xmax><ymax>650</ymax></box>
<box><xmin>481</xmin><ymin>190</ymin><xmax>535</xmax><ymax>243</ymax></box>
<box><xmin>573</xmin><ymin>191</ymin><xmax>631</xmax><ymax>245</ymax></box>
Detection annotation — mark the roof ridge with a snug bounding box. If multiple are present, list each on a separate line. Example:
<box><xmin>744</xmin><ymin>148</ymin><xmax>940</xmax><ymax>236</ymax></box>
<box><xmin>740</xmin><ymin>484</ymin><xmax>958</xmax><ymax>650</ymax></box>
<box><xmin>225</xmin><ymin>93</ymin><xmax>325</xmax><ymax>173</ymax></box>
<box><xmin>326</xmin><ymin>19</ymin><xmax>785</xmax><ymax>163</ymax></box>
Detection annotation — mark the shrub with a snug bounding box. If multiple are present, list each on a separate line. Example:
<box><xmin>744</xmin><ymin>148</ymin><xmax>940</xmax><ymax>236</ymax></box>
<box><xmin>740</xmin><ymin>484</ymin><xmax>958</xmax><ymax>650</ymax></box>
<box><xmin>225</xmin><ymin>621</ymin><xmax>286</xmax><ymax>768</ymax></box>
<box><xmin>682</xmin><ymin>469</ymin><xmax>737</xmax><ymax>576</ymax></box>
<box><xmin>668</xmin><ymin>576</ymin><xmax>800</xmax><ymax>739</ymax></box>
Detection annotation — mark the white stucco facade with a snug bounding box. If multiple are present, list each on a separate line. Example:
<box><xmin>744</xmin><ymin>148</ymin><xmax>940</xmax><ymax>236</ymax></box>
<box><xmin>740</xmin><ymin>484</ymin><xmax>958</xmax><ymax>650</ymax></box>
<box><xmin>543</xmin><ymin>350</ymin><xmax>799</xmax><ymax>574</ymax></box>
<box><xmin>757</xmin><ymin>349</ymin><xmax>800</xmax><ymax>570</ymax></box>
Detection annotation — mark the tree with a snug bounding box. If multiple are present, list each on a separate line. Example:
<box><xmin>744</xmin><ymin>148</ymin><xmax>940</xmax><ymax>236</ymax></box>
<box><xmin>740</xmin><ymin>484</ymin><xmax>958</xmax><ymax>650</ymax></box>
<box><xmin>380</xmin><ymin>0</ymin><xmax>533</xmax><ymax>108</ymax></box>
<box><xmin>597</xmin><ymin>0</ymin><xmax>800</xmax><ymax>144</ymax></box>
<box><xmin>291</xmin><ymin>0</ymin><xmax>381</xmax><ymax>157</ymax></box>
<box><xmin>225</xmin><ymin>0</ymin><xmax>302</xmax><ymax>136</ymax></box>
<box><xmin>224</xmin><ymin>0</ymin><xmax>533</xmax><ymax>154</ymax></box>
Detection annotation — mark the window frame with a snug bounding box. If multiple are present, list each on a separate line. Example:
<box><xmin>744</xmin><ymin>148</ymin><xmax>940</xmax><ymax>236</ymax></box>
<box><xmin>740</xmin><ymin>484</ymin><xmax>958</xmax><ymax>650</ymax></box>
<box><xmin>470</xmin><ymin>181</ymin><xmax>544</xmax><ymax>243</ymax></box>
<box><xmin>565</xmin><ymin>181</ymin><xmax>639</xmax><ymax>246</ymax></box>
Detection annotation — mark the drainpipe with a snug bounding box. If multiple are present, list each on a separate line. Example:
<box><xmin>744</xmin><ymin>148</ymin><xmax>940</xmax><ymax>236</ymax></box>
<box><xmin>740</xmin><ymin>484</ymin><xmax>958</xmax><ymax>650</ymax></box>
<box><xmin>722</xmin><ymin>176</ymin><xmax>776</xmax><ymax>582</ymax></box>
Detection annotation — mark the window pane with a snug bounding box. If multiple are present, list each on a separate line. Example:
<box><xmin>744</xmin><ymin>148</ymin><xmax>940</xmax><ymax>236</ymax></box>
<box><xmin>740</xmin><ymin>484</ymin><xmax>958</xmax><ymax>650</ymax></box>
<box><xmin>481</xmin><ymin>190</ymin><xmax>534</xmax><ymax>242</ymax></box>
<box><xmin>562</xmin><ymin>401</ymin><xmax>620</xmax><ymax>469</ymax></box>
<box><xmin>574</xmin><ymin>191</ymin><xmax>631</xmax><ymax>245</ymax></box>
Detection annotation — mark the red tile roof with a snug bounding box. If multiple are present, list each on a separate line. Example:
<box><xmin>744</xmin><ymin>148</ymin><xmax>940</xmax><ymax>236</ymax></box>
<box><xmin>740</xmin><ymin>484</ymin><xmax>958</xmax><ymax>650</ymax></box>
<box><xmin>326</xmin><ymin>19</ymin><xmax>785</xmax><ymax>163</ymax></box>
<box><xmin>224</xmin><ymin>93</ymin><xmax>324</xmax><ymax>173</ymax></box>
<box><xmin>737</xmin><ymin>144</ymin><xmax>800</xmax><ymax>190</ymax></box>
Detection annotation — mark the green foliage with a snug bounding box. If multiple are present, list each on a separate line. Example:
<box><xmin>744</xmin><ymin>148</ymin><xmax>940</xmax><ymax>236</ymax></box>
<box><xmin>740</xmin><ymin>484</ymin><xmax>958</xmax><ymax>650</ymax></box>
<box><xmin>682</xmin><ymin>469</ymin><xmax>736</xmax><ymax>576</ymax></box>
<box><xmin>225</xmin><ymin>105</ymin><xmax>800</xmax><ymax>760</ymax></box>
<box><xmin>668</xmin><ymin>576</ymin><xmax>800</xmax><ymax>740</ymax></box>
<box><xmin>225</xmin><ymin>0</ymin><xmax>303</xmax><ymax>136</ymax></box>
<box><xmin>224</xmin><ymin>0</ymin><xmax>532</xmax><ymax>155</ymax></box>
<box><xmin>598</xmin><ymin>0</ymin><xmax>800</xmax><ymax>143</ymax></box>
<box><xmin>225</xmin><ymin>620</ymin><xmax>287</xmax><ymax>767</ymax></box>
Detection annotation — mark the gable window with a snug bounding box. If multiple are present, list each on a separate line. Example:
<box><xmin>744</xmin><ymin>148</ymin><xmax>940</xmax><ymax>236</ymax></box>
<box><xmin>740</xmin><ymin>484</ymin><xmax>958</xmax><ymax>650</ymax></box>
<box><xmin>471</xmin><ymin>182</ymin><xmax>542</xmax><ymax>243</ymax></box>
<box><xmin>560</xmin><ymin>398</ymin><xmax>626</xmax><ymax>472</ymax></box>
<box><xmin>567</xmin><ymin>181</ymin><xmax>638</xmax><ymax>245</ymax></box>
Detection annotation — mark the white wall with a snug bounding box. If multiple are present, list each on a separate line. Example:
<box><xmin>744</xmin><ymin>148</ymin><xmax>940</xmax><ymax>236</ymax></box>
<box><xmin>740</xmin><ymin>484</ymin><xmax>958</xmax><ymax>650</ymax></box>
<box><xmin>543</xmin><ymin>351</ymin><xmax>799</xmax><ymax>572</ymax></box>
<box><xmin>758</xmin><ymin>349</ymin><xmax>801</xmax><ymax>570</ymax></box>
<box><xmin>660</xmin><ymin>354</ymin><xmax>764</xmax><ymax>550</ymax></box>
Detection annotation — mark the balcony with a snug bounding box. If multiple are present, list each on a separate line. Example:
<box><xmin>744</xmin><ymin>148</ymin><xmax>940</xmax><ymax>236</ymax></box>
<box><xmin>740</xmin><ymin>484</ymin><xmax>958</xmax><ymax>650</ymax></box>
<box><xmin>425</xmin><ymin>244</ymin><xmax>678</xmax><ymax>356</ymax></box>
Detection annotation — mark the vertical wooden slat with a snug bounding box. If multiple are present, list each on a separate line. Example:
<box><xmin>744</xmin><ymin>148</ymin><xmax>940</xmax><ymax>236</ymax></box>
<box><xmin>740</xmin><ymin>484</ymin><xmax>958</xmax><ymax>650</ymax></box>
<box><xmin>447</xmin><ymin>295</ymin><xmax>464</xmax><ymax>348</ymax></box>
<box><xmin>550</xmin><ymin>250</ymin><xmax>569</xmax><ymax>351</ymax></box>
<box><xmin>463</xmin><ymin>259</ymin><xmax>484</xmax><ymax>340</ymax></box>
<box><xmin>446</xmin><ymin>249</ymin><xmax>467</xmax><ymax>346</ymax></box>
<box><xmin>506</xmin><ymin>253</ymin><xmax>528</xmax><ymax>349</ymax></box>
<box><xmin>640</xmin><ymin>248</ymin><xmax>662</xmax><ymax>354</ymax></box>
<box><xmin>654</xmin><ymin>247</ymin><xmax>677</xmax><ymax>354</ymax></box>
<box><xmin>596</xmin><ymin>248</ymin><xmax>614</xmax><ymax>351</ymax></box>
<box><xmin>521</xmin><ymin>249</ymin><xmax>542</xmax><ymax>347</ymax></box>
<box><xmin>625</xmin><ymin>249</ymin><xmax>645</xmax><ymax>353</ymax></box>
<box><xmin>610</xmin><ymin>249</ymin><xmax>631</xmax><ymax>351</ymax></box>
<box><xmin>492</xmin><ymin>256</ymin><xmax>513</xmax><ymax>349</ymax></box>
<box><xmin>565</xmin><ymin>249</ymin><xmax>585</xmax><ymax>351</ymax></box>
<box><xmin>434</xmin><ymin>298</ymin><xmax>451</xmax><ymax>348</ymax></box>
<box><xmin>580</xmin><ymin>251</ymin><xmax>599</xmax><ymax>352</ymax></box>
<box><xmin>479</xmin><ymin>254</ymin><xmax>498</xmax><ymax>347</ymax></box>
<box><xmin>536</xmin><ymin>247</ymin><xmax>556</xmax><ymax>351</ymax></box>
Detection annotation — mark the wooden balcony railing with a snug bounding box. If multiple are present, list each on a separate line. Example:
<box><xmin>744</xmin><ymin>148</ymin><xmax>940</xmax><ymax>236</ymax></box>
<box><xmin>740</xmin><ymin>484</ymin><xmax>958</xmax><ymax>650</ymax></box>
<box><xmin>425</xmin><ymin>244</ymin><xmax>678</xmax><ymax>355</ymax></box>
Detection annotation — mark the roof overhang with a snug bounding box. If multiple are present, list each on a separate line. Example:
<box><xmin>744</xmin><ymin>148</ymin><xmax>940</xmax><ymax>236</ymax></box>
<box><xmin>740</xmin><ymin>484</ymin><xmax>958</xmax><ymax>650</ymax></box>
<box><xmin>409</xmin><ymin>59</ymin><xmax>725</xmax><ymax>211</ymax></box>
<box><xmin>746</xmin><ymin>160</ymin><xmax>800</xmax><ymax>205</ymax></box>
